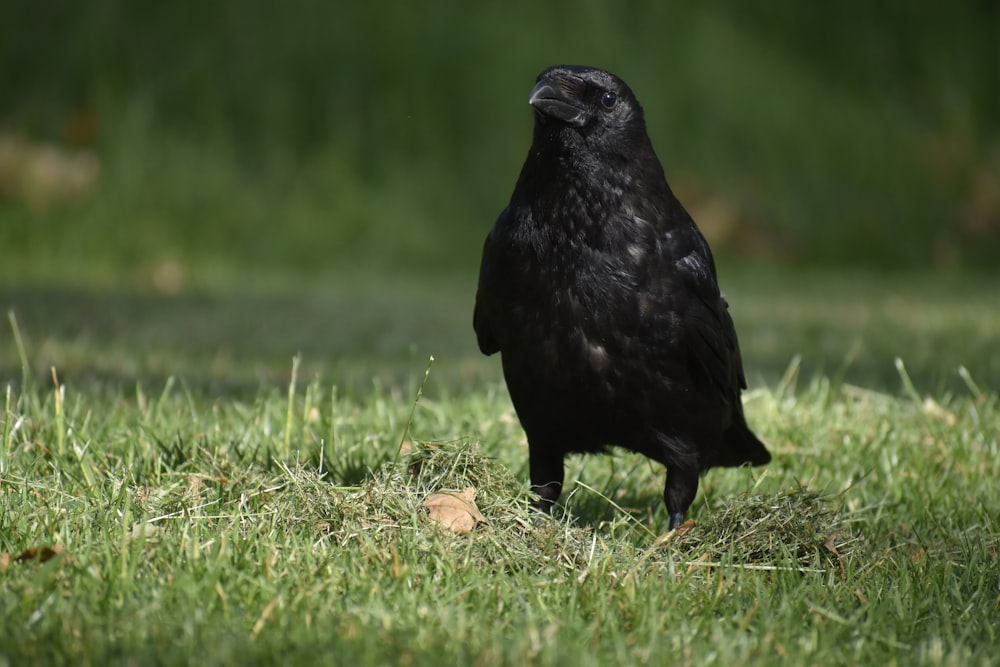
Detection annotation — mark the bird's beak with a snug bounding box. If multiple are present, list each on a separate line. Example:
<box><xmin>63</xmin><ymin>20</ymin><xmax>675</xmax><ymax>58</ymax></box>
<box><xmin>529</xmin><ymin>75</ymin><xmax>587</xmax><ymax>126</ymax></box>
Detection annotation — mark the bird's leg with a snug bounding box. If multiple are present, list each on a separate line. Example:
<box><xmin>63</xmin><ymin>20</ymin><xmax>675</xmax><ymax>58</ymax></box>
<box><xmin>664</xmin><ymin>467</ymin><xmax>699</xmax><ymax>530</ymax></box>
<box><xmin>528</xmin><ymin>442</ymin><xmax>565</xmax><ymax>513</ymax></box>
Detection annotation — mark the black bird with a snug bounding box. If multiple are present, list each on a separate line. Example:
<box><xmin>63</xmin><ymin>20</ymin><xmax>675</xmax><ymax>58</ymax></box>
<box><xmin>473</xmin><ymin>65</ymin><xmax>771</xmax><ymax>530</ymax></box>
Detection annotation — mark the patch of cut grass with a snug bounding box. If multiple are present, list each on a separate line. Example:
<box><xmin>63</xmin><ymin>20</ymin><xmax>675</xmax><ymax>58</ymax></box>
<box><xmin>665</xmin><ymin>488</ymin><xmax>851</xmax><ymax>571</ymax></box>
<box><xmin>1</xmin><ymin>357</ymin><xmax>998</xmax><ymax>665</ymax></box>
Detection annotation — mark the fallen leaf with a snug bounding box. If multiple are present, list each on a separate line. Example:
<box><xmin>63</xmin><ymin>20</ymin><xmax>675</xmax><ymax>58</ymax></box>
<box><xmin>824</xmin><ymin>530</ymin><xmax>842</xmax><ymax>557</ymax></box>
<box><xmin>675</xmin><ymin>518</ymin><xmax>696</xmax><ymax>534</ymax></box>
<box><xmin>13</xmin><ymin>545</ymin><xmax>64</xmax><ymax>564</ymax></box>
<box><xmin>654</xmin><ymin>518</ymin><xmax>697</xmax><ymax>547</ymax></box>
<box><xmin>423</xmin><ymin>487</ymin><xmax>486</xmax><ymax>534</ymax></box>
<box><xmin>0</xmin><ymin>552</ymin><xmax>10</xmax><ymax>569</ymax></box>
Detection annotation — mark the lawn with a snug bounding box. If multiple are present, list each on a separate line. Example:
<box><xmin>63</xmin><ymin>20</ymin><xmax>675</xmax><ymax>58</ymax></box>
<box><xmin>3</xmin><ymin>3</ymin><xmax>998</xmax><ymax>663</ymax></box>
<box><xmin>1</xmin><ymin>268</ymin><xmax>998</xmax><ymax>666</ymax></box>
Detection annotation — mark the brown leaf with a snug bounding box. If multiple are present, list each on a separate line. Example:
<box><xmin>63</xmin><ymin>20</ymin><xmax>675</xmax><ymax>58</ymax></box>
<box><xmin>13</xmin><ymin>545</ymin><xmax>64</xmax><ymax>564</ymax></box>
<box><xmin>423</xmin><ymin>487</ymin><xmax>486</xmax><ymax>534</ymax></box>
<box><xmin>824</xmin><ymin>530</ymin><xmax>842</xmax><ymax>557</ymax></box>
<box><xmin>654</xmin><ymin>518</ymin><xmax>697</xmax><ymax>546</ymax></box>
<box><xmin>675</xmin><ymin>518</ymin><xmax>696</xmax><ymax>535</ymax></box>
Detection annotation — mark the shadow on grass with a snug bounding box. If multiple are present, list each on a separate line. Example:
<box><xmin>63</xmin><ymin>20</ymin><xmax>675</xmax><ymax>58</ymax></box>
<box><xmin>2</xmin><ymin>268</ymin><xmax>997</xmax><ymax>398</ymax></box>
<box><xmin>0</xmin><ymin>276</ymin><xmax>492</xmax><ymax>398</ymax></box>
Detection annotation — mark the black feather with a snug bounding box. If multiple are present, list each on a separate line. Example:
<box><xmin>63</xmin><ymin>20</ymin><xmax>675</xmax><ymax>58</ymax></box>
<box><xmin>473</xmin><ymin>65</ymin><xmax>770</xmax><ymax>529</ymax></box>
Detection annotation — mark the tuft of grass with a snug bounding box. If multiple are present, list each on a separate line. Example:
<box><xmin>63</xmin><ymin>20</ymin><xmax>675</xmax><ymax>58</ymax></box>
<box><xmin>666</xmin><ymin>488</ymin><xmax>852</xmax><ymax>571</ymax></box>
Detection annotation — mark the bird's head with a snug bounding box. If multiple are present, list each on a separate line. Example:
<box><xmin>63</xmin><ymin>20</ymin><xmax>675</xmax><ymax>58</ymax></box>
<box><xmin>528</xmin><ymin>65</ymin><xmax>646</xmax><ymax>146</ymax></box>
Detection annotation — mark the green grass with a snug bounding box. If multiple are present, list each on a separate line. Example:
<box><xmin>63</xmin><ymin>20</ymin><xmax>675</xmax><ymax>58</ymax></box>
<box><xmin>2</xmin><ymin>267</ymin><xmax>997</xmax><ymax>394</ymax></box>
<box><xmin>1</xmin><ymin>270</ymin><xmax>999</xmax><ymax>666</ymax></box>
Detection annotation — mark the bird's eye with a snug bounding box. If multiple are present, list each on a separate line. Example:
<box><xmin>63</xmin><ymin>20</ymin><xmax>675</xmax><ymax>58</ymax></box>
<box><xmin>600</xmin><ymin>91</ymin><xmax>618</xmax><ymax>110</ymax></box>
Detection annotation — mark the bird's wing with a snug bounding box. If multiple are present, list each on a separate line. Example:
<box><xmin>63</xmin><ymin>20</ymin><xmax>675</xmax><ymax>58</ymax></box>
<box><xmin>473</xmin><ymin>230</ymin><xmax>501</xmax><ymax>356</ymax></box>
<box><xmin>685</xmin><ymin>288</ymin><xmax>746</xmax><ymax>400</ymax></box>
<box><xmin>473</xmin><ymin>298</ymin><xmax>500</xmax><ymax>355</ymax></box>
<box><xmin>667</xmin><ymin>244</ymin><xmax>747</xmax><ymax>401</ymax></box>
<box><xmin>721</xmin><ymin>296</ymin><xmax>750</xmax><ymax>391</ymax></box>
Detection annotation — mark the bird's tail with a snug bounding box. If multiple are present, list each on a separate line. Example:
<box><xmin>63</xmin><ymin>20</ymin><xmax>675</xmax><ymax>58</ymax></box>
<box><xmin>718</xmin><ymin>422</ymin><xmax>771</xmax><ymax>467</ymax></box>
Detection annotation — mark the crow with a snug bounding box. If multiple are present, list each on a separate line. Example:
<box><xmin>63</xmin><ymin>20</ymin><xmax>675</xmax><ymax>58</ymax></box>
<box><xmin>473</xmin><ymin>65</ymin><xmax>771</xmax><ymax>530</ymax></box>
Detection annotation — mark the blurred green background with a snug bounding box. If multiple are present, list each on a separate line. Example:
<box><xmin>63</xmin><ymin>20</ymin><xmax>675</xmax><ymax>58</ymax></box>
<box><xmin>1</xmin><ymin>2</ymin><xmax>998</xmax><ymax>392</ymax></box>
<box><xmin>3</xmin><ymin>1</ymin><xmax>998</xmax><ymax>280</ymax></box>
